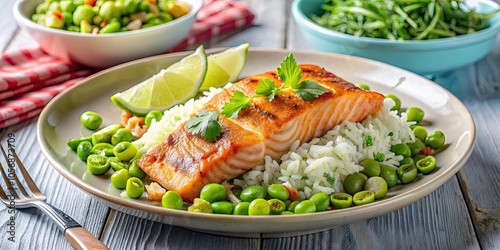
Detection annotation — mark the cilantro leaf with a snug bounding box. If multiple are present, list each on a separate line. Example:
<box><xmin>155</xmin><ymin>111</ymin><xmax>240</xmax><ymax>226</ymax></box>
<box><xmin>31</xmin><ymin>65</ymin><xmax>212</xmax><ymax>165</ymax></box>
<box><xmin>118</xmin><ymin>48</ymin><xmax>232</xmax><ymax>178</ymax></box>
<box><xmin>256</xmin><ymin>78</ymin><xmax>282</xmax><ymax>102</ymax></box>
<box><xmin>186</xmin><ymin>109</ymin><xmax>221</xmax><ymax>142</ymax></box>
<box><xmin>292</xmin><ymin>80</ymin><xmax>328</xmax><ymax>101</ymax></box>
<box><xmin>323</xmin><ymin>172</ymin><xmax>335</xmax><ymax>185</ymax></box>
<box><xmin>277</xmin><ymin>53</ymin><xmax>302</xmax><ymax>87</ymax></box>
<box><xmin>221</xmin><ymin>91</ymin><xmax>252</xmax><ymax>118</ymax></box>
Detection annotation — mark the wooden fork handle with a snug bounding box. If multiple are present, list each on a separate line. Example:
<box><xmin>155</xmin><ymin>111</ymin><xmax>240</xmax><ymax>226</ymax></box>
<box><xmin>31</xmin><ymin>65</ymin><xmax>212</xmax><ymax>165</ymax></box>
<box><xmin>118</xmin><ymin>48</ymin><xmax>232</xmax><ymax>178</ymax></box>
<box><xmin>65</xmin><ymin>227</ymin><xmax>109</xmax><ymax>250</ymax></box>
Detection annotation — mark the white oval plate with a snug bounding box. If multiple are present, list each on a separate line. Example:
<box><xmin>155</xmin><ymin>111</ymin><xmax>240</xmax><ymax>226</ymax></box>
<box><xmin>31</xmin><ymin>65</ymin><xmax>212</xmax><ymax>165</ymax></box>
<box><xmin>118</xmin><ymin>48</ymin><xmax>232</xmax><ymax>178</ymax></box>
<box><xmin>37</xmin><ymin>49</ymin><xmax>475</xmax><ymax>237</ymax></box>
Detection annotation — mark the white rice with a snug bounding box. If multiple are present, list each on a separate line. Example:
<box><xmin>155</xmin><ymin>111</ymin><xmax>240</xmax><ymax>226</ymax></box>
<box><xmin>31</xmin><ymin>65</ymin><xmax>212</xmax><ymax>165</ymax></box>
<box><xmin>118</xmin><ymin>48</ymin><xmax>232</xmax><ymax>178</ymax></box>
<box><xmin>232</xmin><ymin>98</ymin><xmax>415</xmax><ymax>200</ymax></box>
<box><xmin>133</xmin><ymin>86</ymin><xmax>224</xmax><ymax>155</ymax></box>
<box><xmin>136</xmin><ymin>91</ymin><xmax>415</xmax><ymax>200</ymax></box>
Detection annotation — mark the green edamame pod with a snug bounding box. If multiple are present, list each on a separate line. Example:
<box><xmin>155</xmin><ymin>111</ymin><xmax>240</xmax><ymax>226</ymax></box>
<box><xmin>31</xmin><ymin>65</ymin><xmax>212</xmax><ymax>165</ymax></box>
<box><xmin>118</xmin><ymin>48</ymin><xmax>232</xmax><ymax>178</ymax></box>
<box><xmin>100</xmin><ymin>21</ymin><xmax>121</xmax><ymax>33</ymax></box>
<box><xmin>92</xmin><ymin>124</ymin><xmax>121</xmax><ymax>145</ymax></box>
<box><xmin>67</xmin><ymin>136</ymin><xmax>92</xmax><ymax>151</ymax></box>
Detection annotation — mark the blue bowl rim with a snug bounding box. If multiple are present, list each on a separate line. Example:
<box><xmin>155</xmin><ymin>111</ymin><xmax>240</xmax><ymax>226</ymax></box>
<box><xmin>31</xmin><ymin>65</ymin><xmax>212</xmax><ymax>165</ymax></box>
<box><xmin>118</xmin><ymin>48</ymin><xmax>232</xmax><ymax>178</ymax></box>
<box><xmin>291</xmin><ymin>0</ymin><xmax>500</xmax><ymax>50</ymax></box>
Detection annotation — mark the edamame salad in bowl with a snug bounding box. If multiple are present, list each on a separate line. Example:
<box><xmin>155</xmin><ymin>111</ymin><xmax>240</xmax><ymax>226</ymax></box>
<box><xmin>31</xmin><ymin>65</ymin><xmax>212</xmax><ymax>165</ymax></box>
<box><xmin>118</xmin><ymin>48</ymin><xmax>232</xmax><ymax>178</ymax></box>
<box><xmin>37</xmin><ymin>47</ymin><xmax>475</xmax><ymax>236</ymax></box>
<box><xmin>13</xmin><ymin>0</ymin><xmax>203</xmax><ymax>68</ymax></box>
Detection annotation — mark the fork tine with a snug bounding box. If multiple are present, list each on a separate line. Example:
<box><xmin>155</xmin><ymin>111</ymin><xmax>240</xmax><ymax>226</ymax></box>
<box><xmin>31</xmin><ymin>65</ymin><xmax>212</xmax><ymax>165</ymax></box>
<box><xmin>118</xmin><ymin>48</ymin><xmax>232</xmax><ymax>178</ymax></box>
<box><xmin>0</xmin><ymin>179</ymin><xmax>9</xmax><ymax>202</ymax></box>
<box><xmin>0</xmin><ymin>142</ymin><xmax>45</xmax><ymax>199</ymax></box>
<box><xmin>0</xmin><ymin>151</ymin><xmax>21</xmax><ymax>200</ymax></box>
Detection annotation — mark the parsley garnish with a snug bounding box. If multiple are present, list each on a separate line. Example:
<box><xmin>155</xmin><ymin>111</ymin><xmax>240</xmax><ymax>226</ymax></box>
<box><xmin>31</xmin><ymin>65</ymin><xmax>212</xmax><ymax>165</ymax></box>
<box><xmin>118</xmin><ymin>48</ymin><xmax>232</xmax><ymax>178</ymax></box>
<box><xmin>221</xmin><ymin>91</ymin><xmax>252</xmax><ymax>118</ymax></box>
<box><xmin>221</xmin><ymin>53</ymin><xmax>328</xmax><ymax>118</ymax></box>
<box><xmin>364</xmin><ymin>135</ymin><xmax>373</xmax><ymax>147</ymax></box>
<box><xmin>323</xmin><ymin>172</ymin><xmax>335</xmax><ymax>185</ymax></box>
<box><xmin>374</xmin><ymin>152</ymin><xmax>385</xmax><ymax>162</ymax></box>
<box><xmin>185</xmin><ymin>110</ymin><xmax>221</xmax><ymax>142</ymax></box>
<box><xmin>188</xmin><ymin>53</ymin><xmax>328</xmax><ymax>141</ymax></box>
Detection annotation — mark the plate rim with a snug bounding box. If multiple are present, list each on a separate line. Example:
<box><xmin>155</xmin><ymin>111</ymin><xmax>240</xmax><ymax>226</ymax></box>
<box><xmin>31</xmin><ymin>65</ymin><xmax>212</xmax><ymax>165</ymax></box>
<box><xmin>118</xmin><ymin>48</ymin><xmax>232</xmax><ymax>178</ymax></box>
<box><xmin>36</xmin><ymin>48</ymin><xmax>477</xmax><ymax>233</ymax></box>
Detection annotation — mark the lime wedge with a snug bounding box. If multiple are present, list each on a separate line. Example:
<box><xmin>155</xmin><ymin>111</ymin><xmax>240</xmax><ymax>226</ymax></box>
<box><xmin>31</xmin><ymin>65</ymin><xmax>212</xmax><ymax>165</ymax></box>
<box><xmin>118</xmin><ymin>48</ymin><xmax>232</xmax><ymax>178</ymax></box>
<box><xmin>200</xmin><ymin>43</ymin><xmax>249</xmax><ymax>90</ymax></box>
<box><xmin>111</xmin><ymin>45</ymin><xmax>207</xmax><ymax>116</ymax></box>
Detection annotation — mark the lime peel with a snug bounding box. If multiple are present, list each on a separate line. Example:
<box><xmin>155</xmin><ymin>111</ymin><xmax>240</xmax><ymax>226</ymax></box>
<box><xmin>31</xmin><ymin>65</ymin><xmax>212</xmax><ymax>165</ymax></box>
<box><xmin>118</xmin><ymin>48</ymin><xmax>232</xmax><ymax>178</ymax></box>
<box><xmin>200</xmin><ymin>43</ymin><xmax>249</xmax><ymax>90</ymax></box>
<box><xmin>111</xmin><ymin>45</ymin><xmax>208</xmax><ymax>116</ymax></box>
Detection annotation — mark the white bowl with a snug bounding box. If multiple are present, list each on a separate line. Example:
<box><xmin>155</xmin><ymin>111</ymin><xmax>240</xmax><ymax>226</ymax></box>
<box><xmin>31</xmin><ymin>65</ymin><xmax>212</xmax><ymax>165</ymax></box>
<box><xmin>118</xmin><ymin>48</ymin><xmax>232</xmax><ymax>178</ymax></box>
<box><xmin>13</xmin><ymin>0</ymin><xmax>203</xmax><ymax>68</ymax></box>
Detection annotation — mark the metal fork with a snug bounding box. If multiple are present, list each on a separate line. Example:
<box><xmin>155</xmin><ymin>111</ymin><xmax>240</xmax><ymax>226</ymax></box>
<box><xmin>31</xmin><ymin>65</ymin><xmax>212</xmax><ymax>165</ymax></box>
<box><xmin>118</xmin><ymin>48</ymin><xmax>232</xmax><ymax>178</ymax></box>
<box><xmin>0</xmin><ymin>141</ymin><xmax>108</xmax><ymax>250</ymax></box>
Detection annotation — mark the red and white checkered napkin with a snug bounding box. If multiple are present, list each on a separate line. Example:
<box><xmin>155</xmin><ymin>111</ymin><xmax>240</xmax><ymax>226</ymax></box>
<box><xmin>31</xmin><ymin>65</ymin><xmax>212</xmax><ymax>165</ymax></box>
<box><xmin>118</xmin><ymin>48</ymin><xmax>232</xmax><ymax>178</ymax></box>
<box><xmin>0</xmin><ymin>0</ymin><xmax>254</xmax><ymax>129</ymax></box>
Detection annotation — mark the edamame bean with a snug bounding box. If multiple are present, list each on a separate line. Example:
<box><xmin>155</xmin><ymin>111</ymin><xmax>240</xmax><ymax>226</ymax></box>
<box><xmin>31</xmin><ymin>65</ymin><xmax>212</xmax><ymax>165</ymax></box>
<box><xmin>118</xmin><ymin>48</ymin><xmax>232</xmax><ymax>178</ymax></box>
<box><xmin>364</xmin><ymin>177</ymin><xmax>388</xmax><ymax>199</ymax></box>
<box><xmin>397</xmin><ymin>164</ymin><xmax>418</xmax><ymax>184</ymax></box>
<box><xmin>111</xmin><ymin>128</ymin><xmax>134</xmax><ymax>145</ymax></box>
<box><xmin>99</xmin><ymin>1</ymin><xmax>121</xmax><ymax>20</ymax></box>
<box><xmin>416</xmin><ymin>155</ymin><xmax>437</xmax><ymax>174</ymax></box>
<box><xmin>309</xmin><ymin>192</ymin><xmax>330</xmax><ymax>212</ymax></box>
<box><xmin>60</xmin><ymin>1</ymin><xmax>77</xmax><ymax>12</ymax></box>
<box><xmin>200</xmin><ymin>183</ymin><xmax>226</xmax><ymax>203</ymax></box>
<box><xmin>353</xmin><ymin>190</ymin><xmax>375</xmax><ymax>206</ymax></box>
<box><xmin>100</xmin><ymin>21</ymin><xmax>121</xmax><ymax>33</ymax></box>
<box><xmin>406</xmin><ymin>107</ymin><xmax>425</xmax><ymax>123</ymax></box>
<box><xmin>188</xmin><ymin>198</ymin><xmax>212</xmax><ymax>213</ymax></box>
<box><xmin>294</xmin><ymin>200</ymin><xmax>316</xmax><ymax>214</ymax></box>
<box><xmin>128</xmin><ymin>160</ymin><xmax>146</xmax><ymax>179</ymax></box>
<box><xmin>87</xmin><ymin>154</ymin><xmax>110</xmax><ymax>175</ymax></box>
<box><xmin>76</xmin><ymin>140</ymin><xmax>93</xmax><ymax>161</ymax></box>
<box><xmin>211</xmin><ymin>201</ymin><xmax>234</xmax><ymax>214</ymax></box>
<box><xmin>359</xmin><ymin>158</ymin><xmax>380</xmax><ymax>177</ymax></box>
<box><xmin>113</xmin><ymin>141</ymin><xmax>138</xmax><ymax>161</ymax></box>
<box><xmin>162</xmin><ymin>191</ymin><xmax>184</xmax><ymax>210</ymax></box>
<box><xmin>267</xmin><ymin>184</ymin><xmax>289</xmax><ymax>201</ymax></box>
<box><xmin>110</xmin><ymin>169</ymin><xmax>130</xmax><ymax>189</ymax></box>
<box><xmin>145</xmin><ymin>110</ymin><xmax>164</xmax><ymax>127</ymax></box>
<box><xmin>412</xmin><ymin>126</ymin><xmax>428</xmax><ymax>142</ymax></box>
<box><xmin>91</xmin><ymin>142</ymin><xmax>114</xmax><ymax>156</ymax></box>
<box><xmin>380</xmin><ymin>165</ymin><xmax>398</xmax><ymax>188</ymax></box>
<box><xmin>80</xmin><ymin>111</ymin><xmax>102</xmax><ymax>130</ymax></box>
<box><xmin>233</xmin><ymin>202</ymin><xmax>250</xmax><ymax>215</ymax></box>
<box><xmin>268</xmin><ymin>199</ymin><xmax>286</xmax><ymax>215</ymax></box>
<box><xmin>343</xmin><ymin>172</ymin><xmax>368</xmax><ymax>195</ymax></box>
<box><xmin>330</xmin><ymin>193</ymin><xmax>353</xmax><ymax>209</ymax></box>
<box><xmin>126</xmin><ymin>177</ymin><xmax>144</xmax><ymax>199</ymax></box>
<box><xmin>425</xmin><ymin>130</ymin><xmax>445</xmax><ymax>149</ymax></box>
<box><xmin>390</xmin><ymin>143</ymin><xmax>411</xmax><ymax>158</ymax></box>
<box><xmin>248</xmin><ymin>198</ymin><xmax>270</xmax><ymax>216</ymax></box>
<box><xmin>385</xmin><ymin>94</ymin><xmax>401</xmax><ymax>111</ymax></box>
<box><xmin>240</xmin><ymin>186</ymin><xmax>267</xmax><ymax>202</ymax></box>
<box><xmin>287</xmin><ymin>200</ymin><xmax>300</xmax><ymax>212</ymax></box>
<box><xmin>73</xmin><ymin>5</ymin><xmax>94</xmax><ymax>25</ymax></box>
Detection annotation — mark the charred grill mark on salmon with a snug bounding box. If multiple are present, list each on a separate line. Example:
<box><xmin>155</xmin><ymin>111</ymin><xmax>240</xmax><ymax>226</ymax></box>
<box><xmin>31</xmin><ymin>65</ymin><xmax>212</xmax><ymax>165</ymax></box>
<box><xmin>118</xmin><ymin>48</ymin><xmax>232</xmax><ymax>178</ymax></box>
<box><xmin>138</xmin><ymin>64</ymin><xmax>385</xmax><ymax>202</ymax></box>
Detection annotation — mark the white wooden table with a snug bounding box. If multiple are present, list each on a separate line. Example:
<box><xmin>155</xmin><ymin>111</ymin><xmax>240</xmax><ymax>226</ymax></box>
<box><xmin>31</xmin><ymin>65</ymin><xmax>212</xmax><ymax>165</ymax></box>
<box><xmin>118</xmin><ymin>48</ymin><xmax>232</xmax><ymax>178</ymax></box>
<box><xmin>1</xmin><ymin>0</ymin><xmax>499</xmax><ymax>249</ymax></box>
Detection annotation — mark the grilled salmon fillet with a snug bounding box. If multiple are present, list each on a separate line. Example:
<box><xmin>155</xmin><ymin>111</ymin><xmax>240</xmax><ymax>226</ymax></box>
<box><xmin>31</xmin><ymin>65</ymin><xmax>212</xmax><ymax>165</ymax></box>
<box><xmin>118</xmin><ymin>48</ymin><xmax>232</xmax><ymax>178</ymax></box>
<box><xmin>138</xmin><ymin>64</ymin><xmax>384</xmax><ymax>202</ymax></box>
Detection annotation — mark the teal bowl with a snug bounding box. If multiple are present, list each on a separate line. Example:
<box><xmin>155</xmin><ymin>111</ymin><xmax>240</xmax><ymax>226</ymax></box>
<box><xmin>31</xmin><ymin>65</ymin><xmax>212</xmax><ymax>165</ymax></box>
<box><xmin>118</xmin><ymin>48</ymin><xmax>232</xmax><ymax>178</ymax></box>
<box><xmin>291</xmin><ymin>0</ymin><xmax>500</xmax><ymax>75</ymax></box>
